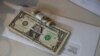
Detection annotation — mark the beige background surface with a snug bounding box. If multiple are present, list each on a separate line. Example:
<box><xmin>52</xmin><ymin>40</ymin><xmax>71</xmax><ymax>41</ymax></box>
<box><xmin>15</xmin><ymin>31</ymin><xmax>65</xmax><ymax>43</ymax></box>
<box><xmin>37</xmin><ymin>0</ymin><xmax>100</xmax><ymax>27</ymax></box>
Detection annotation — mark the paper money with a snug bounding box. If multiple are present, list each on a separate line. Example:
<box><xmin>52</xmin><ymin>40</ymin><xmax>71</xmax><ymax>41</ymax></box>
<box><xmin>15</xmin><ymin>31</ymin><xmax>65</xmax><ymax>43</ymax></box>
<box><xmin>7</xmin><ymin>10</ymin><xmax>70</xmax><ymax>54</ymax></box>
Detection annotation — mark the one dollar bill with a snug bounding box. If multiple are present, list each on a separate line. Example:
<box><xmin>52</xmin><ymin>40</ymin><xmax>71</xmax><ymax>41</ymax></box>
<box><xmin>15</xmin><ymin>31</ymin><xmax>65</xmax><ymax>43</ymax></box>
<box><xmin>7</xmin><ymin>10</ymin><xmax>70</xmax><ymax>54</ymax></box>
